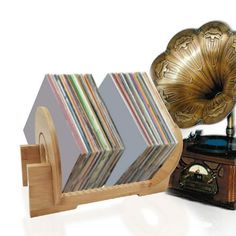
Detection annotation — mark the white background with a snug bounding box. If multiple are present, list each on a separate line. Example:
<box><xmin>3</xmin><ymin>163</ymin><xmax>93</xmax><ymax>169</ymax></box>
<box><xmin>1</xmin><ymin>0</ymin><xmax>236</xmax><ymax>235</ymax></box>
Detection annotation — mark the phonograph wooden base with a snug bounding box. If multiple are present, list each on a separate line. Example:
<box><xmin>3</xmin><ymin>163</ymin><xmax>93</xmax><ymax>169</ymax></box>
<box><xmin>169</xmin><ymin>136</ymin><xmax>236</xmax><ymax>210</ymax></box>
<box><xmin>20</xmin><ymin>107</ymin><xmax>183</xmax><ymax>217</ymax></box>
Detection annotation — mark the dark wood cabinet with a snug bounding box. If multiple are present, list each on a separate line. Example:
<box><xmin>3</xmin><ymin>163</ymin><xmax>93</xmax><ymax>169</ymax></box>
<box><xmin>169</xmin><ymin>140</ymin><xmax>236</xmax><ymax>209</ymax></box>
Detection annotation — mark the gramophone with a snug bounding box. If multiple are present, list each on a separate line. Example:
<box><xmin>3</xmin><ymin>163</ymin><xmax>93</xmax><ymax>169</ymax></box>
<box><xmin>151</xmin><ymin>21</ymin><xmax>236</xmax><ymax>209</ymax></box>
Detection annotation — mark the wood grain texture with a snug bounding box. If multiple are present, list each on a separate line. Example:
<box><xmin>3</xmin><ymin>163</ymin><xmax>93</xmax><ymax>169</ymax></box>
<box><xmin>21</xmin><ymin>106</ymin><xmax>183</xmax><ymax>217</ymax></box>
<box><xmin>20</xmin><ymin>144</ymin><xmax>40</xmax><ymax>186</ymax></box>
<box><xmin>169</xmin><ymin>141</ymin><xmax>236</xmax><ymax>209</ymax></box>
<box><xmin>35</xmin><ymin>107</ymin><xmax>62</xmax><ymax>204</ymax></box>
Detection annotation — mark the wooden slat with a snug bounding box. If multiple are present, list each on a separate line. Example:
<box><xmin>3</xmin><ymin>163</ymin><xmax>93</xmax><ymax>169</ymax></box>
<box><xmin>20</xmin><ymin>145</ymin><xmax>40</xmax><ymax>186</ymax></box>
<box><xmin>62</xmin><ymin>181</ymin><xmax>150</xmax><ymax>205</ymax></box>
<box><xmin>27</xmin><ymin>163</ymin><xmax>55</xmax><ymax>216</ymax></box>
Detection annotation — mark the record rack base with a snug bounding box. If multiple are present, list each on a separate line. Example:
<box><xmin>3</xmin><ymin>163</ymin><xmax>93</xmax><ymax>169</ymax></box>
<box><xmin>20</xmin><ymin>106</ymin><xmax>183</xmax><ymax>217</ymax></box>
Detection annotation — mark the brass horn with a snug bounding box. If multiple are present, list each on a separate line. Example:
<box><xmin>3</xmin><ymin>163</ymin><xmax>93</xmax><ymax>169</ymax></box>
<box><xmin>151</xmin><ymin>21</ymin><xmax>236</xmax><ymax>133</ymax></box>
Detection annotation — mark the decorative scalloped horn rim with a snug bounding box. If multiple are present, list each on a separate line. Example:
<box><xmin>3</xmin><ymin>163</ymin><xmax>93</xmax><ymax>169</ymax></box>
<box><xmin>151</xmin><ymin>21</ymin><xmax>236</xmax><ymax>128</ymax></box>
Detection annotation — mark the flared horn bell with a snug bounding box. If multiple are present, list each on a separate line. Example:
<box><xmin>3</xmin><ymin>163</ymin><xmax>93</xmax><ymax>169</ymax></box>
<box><xmin>151</xmin><ymin>21</ymin><xmax>236</xmax><ymax>128</ymax></box>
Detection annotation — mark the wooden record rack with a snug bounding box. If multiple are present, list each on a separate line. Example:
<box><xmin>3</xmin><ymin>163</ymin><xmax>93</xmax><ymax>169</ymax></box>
<box><xmin>20</xmin><ymin>106</ymin><xmax>183</xmax><ymax>217</ymax></box>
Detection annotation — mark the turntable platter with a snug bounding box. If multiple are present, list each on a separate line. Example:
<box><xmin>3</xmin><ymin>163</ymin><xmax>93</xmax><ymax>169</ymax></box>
<box><xmin>187</xmin><ymin>135</ymin><xmax>236</xmax><ymax>157</ymax></box>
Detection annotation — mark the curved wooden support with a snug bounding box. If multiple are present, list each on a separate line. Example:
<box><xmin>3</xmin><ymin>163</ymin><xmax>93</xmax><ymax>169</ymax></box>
<box><xmin>21</xmin><ymin>106</ymin><xmax>183</xmax><ymax>217</ymax></box>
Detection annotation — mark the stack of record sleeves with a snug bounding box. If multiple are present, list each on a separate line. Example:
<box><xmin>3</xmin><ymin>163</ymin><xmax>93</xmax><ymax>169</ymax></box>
<box><xmin>24</xmin><ymin>72</ymin><xmax>178</xmax><ymax>192</ymax></box>
<box><xmin>24</xmin><ymin>74</ymin><xmax>124</xmax><ymax>192</ymax></box>
<box><xmin>99</xmin><ymin>72</ymin><xmax>177</xmax><ymax>185</ymax></box>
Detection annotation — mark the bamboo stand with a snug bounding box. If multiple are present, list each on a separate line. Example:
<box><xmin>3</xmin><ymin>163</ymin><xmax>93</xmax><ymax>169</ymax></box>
<box><xmin>20</xmin><ymin>106</ymin><xmax>183</xmax><ymax>217</ymax></box>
